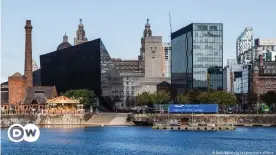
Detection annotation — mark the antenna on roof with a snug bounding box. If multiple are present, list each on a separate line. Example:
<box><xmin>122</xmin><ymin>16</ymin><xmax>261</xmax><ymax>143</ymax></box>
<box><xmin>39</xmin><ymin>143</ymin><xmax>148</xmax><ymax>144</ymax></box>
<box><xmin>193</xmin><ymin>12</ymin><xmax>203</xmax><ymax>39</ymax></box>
<box><xmin>169</xmin><ymin>12</ymin><xmax>172</xmax><ymax>37</ymax></box>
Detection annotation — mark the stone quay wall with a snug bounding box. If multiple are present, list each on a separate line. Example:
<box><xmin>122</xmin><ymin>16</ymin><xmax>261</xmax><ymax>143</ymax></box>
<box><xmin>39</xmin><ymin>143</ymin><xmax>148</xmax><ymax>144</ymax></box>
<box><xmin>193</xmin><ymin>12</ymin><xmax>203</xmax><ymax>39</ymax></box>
<box><xmin>1</xmin><ymin>114</ymin><xmax>85</xmax><ymax>128</ymax></box>
<box><xmin>133</xmin><ymin>114</ymin><xmax>276</xmax><ymax>126</ymax></box>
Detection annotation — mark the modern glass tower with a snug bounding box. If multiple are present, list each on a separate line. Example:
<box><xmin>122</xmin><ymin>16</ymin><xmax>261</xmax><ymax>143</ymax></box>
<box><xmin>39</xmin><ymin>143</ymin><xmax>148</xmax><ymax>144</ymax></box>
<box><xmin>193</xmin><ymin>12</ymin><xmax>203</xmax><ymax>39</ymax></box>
<box><xmin>171</xmin><ymin>23</ymin><xmax>223</xmax><ymax>94</ymax></box>
<box><xmin>236</xmin><ymin>27</ymin><xmax>253</xmax><ymax>64</ymax></box>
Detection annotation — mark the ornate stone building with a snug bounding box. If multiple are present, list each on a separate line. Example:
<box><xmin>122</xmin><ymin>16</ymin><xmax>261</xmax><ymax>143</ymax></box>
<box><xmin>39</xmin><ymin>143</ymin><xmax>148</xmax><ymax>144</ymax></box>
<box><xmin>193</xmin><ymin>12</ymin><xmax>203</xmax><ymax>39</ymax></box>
<box><xmin>111</xmin><ymin>58</ymin><xmax>144</xmax><ymax>109</ymax></box>
<box><xmin>138</xmin><ymin>18</ymin><xmax>152</xmax><ymax>71</ymax></box>
<box><xmin>134</xmin><ymin>19</ymin><xmax>170</xmax><ymax>96</ymax></box>
<box><xmin>57</xmin><ymin>33</ymin><xmax>72</xmax><ymax>50</ymax></box>
<box><xmin>251</xmin><ymin>55</ymin><xmax>276</xmax><ymax>97</ymax></box>
<box><xmin>112</xmin><ymin>58</ymin><xmax>143</xmax><ymax>72</ymax></box>
<box><xmin>74</xmin><ymin>19</ymin><xmax>88</xmax><ymax>45</ymax></box>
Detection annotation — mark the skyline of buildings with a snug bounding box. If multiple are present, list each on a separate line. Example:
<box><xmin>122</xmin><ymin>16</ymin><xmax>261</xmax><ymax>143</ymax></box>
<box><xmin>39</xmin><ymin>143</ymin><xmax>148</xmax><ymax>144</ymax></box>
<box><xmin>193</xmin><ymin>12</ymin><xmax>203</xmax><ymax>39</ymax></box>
<box><xmin>223</xmin><ymin>36</ymin><xmax>276</xmax><ymax>98</ymax></box>
<box><xmin>1</xmin><ymin>18</ymin><xmax>276</xmax><ymax>110</ymax></box>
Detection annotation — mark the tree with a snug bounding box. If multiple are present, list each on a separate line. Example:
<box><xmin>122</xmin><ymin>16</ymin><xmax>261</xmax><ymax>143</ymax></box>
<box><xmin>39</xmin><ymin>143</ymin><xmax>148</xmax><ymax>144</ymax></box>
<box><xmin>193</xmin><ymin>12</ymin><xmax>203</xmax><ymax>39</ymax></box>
<box><xmin>198</xmin><ymin>92</ymin><xmax>210</xmax><ymax>103</ymax></box>
<box><xmin>176</xmin><ymin>94</ymin><xmax>189</xmax><ymax>104</ymax></box>
<box><xmin>260</xmin><ymin>91</ymin><xmax>276</xmax><ymax>106</ymax></box>
<box><xmin>62</xmin><ymin>89</ymin><xmax>96</xmax><ymax>110</ymax></box>
<box><xmin>156</xmin><ymin>91</ymin><xmax>170</xmax><ymax>104</ymax></box>
<box><xmin>209</xmin><ymin>91</ymin><xmax>237</xmax><ymax>113</ymax></box>
<box><xmin>187</xmin><ymin>89</ymin><xmax>201</xmax><ymax>103</ymax></box>
<box><xmin>209</xmin><ymin>91</ymin><xmax>222</xmax><ymax>104</ymax></box>
<box><xmin>135</xmin><ymin>92</ymin><xmax>152</xmax><ymax>106</ymax></box>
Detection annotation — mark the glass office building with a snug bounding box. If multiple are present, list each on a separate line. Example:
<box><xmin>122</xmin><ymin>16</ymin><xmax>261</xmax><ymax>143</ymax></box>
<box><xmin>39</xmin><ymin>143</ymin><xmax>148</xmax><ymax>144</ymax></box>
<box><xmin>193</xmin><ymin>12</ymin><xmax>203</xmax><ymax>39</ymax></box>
<box><xmin>171</xmin><ymin>23</ymin><xmax>223</xmax><ymax>93</ymax></box>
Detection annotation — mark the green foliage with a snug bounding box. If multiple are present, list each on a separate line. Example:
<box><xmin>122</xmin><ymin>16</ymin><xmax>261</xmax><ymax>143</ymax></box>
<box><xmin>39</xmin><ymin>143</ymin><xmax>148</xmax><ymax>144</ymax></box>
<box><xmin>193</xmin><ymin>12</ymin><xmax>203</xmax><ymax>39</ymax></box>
<box><xmin>208</xmin><ymin>91</ymin><xmax>236</xmax><ymax>105</ymax></box>
<box><xmin>62</xmin><ymin>89</ymin><xmax>96</xmax><ymax>108</ymax></box>
<box><xmin>135</xmin><ymin>90</ymin><xmax>238</xmax><ymax>106</ymax></box>
<box><xmin>176</xmin><ymin>94</ymin><xmax>189</xmax><ymax>104</ymax></box>
<box><xmin>198</xmin><ymin>92</ymin><xmax>210</xmax><ymax>103</ymax></box>
<box><xmin>187</xmin><ymin>89</ymin><xmax>201</xmax><ymax>103</ymax></box>
<box><xmin>176</xmin><ymin>90</ymin><xmax>237</xmax><ymax>105</ymax></box>
<box><xmin>260</xmin><ymin>91</ymin><xmax>276</xmax><ymax>106</ymax></box>
<box><xmin>135</xmin><ymin>91</ymin><xmax>170</xmax><ymax>106</ymax></box>
<box><xmin>156</xmin><ymin>91</ymin><xmax>170</xmax><ymax>104</ymax></box>
<box><xmin>135</xmin><ymin>92</ymin><xmax>152</xmax><ymax>106</ymax></box>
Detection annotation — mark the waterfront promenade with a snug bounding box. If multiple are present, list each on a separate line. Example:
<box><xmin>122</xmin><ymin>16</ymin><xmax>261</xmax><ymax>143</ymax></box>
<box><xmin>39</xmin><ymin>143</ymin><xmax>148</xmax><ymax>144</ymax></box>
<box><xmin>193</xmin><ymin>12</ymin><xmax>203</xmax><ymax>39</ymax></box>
<box><xmin>0</xmin><ymin>113</ymin><xmax>131</xmax><ymax>128</ymax></box>
<box><xmin>1</xmin><ymin>113</ymin><xmax>276</xmax><ymax>128</ymax></box>
<box><xmin>133</xmin><ymin>114</ymin><xmax>276</xmax><ymax>127</ymax></box>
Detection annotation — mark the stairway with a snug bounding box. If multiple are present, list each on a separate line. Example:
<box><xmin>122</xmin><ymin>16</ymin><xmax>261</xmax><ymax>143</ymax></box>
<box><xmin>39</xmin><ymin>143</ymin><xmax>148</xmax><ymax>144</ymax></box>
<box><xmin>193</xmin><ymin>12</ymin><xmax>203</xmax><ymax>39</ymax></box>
<box><xmin>108</xmin><ymin>116</ymin><xmax>127</xmax><ymax>126</ymax></box>
<box><xmin>85</xmin><ymin>113</ymin><xmax>116</xmax><ymax>125</ymax></box>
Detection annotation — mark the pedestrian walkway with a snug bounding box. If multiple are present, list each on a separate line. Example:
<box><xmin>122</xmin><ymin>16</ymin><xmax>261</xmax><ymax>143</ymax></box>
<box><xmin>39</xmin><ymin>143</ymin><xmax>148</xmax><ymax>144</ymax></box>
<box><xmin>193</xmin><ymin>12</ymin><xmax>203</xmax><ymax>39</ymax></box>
<box><xmin>85</xmin><ymin>113</ymin><xmax>116</xmax><ymax>125</ymax></box>
<box><xmin>85</xmin><ymin>113</ymin><xmax>129</xmax><ymax>125</ymax></box>
<box><xmin>108</xmin><ymin>116</ymin><xmax>127</xmax><ymax>125</ymax></box>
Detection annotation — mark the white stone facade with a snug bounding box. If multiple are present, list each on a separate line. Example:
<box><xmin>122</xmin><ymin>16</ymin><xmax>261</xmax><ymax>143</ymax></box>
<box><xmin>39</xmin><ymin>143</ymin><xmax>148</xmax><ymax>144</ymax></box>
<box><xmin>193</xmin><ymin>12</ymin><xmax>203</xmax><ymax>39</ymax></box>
<box><xmin>223</xmin><ymin>59</ymin><xmax>250</xmax><ymax>93</ymax></box>
<box><xmin>163</xmin><ymin>43</ymin><xmax>171</xmax><ymax>78</ymax></box>
<box><xmin>120</xmin><ymin>72</ymin><xmax>144</xmax><ymax>108</ymax></box>
<box><xmin>144</xmin><ymin>36</ymin><xmax>163</xmax><ymax>78</ymax></box>
<box><xmin>134</xmin><ymin>77</ymin><xmax>170</xmax><ymax>96</ymax></box>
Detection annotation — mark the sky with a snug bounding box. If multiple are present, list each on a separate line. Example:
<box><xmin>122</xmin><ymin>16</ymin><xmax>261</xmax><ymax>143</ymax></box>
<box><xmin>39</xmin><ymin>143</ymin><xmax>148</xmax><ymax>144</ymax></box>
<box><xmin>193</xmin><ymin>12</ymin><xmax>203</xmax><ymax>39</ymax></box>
<box><xmin>1</xmin><ymin>0</ymin><xmax>276</xmax><ymax>83</ymax></box>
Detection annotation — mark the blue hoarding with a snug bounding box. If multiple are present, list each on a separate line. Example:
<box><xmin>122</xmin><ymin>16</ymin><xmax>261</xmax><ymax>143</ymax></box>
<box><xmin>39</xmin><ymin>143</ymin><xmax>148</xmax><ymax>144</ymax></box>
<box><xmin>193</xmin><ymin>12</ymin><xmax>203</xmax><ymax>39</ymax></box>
<box><xmin>168</xmin><ymin>104</ymin><xmax>218</xmax><ymax>113</ymax></box>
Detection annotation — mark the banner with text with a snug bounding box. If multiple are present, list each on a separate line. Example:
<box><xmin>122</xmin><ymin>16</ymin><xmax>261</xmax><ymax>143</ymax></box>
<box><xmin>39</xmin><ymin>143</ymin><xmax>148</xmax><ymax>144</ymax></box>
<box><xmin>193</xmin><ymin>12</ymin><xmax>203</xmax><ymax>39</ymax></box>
<box><xmin>168</xmin><ymin>104</ymin><xmax>218</xmax><ymax>113</ymax></box>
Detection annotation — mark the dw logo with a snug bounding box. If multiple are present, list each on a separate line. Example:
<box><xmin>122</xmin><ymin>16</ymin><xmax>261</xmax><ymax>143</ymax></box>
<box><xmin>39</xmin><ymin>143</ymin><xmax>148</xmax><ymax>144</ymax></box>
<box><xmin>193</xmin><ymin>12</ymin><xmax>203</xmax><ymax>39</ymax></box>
<box><xmin>7</xmin><ymin>124</ymin><xmax>40</xmax><ymax>142</ymax></box>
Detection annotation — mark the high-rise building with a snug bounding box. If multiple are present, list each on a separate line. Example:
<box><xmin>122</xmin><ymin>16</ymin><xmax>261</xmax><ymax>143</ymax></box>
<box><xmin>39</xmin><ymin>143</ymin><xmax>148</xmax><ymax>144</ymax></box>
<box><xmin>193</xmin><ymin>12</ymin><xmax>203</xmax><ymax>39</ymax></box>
<box><xmin>223</xmin><ymin>59</ymin><xmax>251</xmax><ymax>94</ymax></box>
<box><xmin>40</xmin><ymin>38</ymin><xmax>122</xmax><ymax>110</ymax></box>
<box><xmin>171</xmin><ymin>23</ymin><xmax>223</xmax><ymax>93</ymax></box>
<box><xmin>236</xmin><ymin>27</ymin><xmax>253</xmax><ymax>64</ymax></box>
<box><xmin>162</xmin><ymin>43</ymin><xmax>171</xmax><ymax>78</ymax></box>
<box><xmin>254</xmin><ymin>38</ymin><xmax>276</xmax><ymax>61</ymax></box>
<box><xmin>134</xmin><ymin>19</ymin><xmax>169</xmax><ymax>96</ymax></box>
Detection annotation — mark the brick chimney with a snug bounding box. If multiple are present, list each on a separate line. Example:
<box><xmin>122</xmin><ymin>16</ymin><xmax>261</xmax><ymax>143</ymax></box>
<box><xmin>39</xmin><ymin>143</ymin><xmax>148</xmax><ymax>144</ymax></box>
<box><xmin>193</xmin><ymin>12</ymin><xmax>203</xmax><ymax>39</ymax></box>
<box><xmin>24</xmin><ymin>20</ymin><xmax>33</xmax><ymax>87</ymax></box>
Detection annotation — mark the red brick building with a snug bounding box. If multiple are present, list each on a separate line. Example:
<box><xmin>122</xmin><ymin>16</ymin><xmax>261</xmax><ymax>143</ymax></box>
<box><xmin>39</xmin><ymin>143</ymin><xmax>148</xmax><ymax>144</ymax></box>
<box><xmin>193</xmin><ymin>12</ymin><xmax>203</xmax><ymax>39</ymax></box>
<box><xmin>8</xmin><ymin>72</ymin><xmax>27</xmax><ymax>104</ymax></box>
<box><xmin>1</xmin><ymin>20</ymin><xmax>57</xmax><ymax>114</ymax></box>
<box><xmin>251</xmin><ymin>55</ymin><xmax>276</xmax><ymax>97</ymax></box>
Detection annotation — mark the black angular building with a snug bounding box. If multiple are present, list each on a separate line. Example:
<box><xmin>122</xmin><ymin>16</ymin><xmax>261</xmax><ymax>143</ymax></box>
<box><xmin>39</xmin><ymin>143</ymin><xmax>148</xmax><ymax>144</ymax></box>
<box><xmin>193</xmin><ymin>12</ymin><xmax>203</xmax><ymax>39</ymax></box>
<box><xmin>40</xmin><ymin>38</ymin><xmax>122</xmax><ymax>110</ymax></box>
<box><xmin>171</xmin><ymin>23</ymin><xmax>223</xmax><ymax>94</ymax></box>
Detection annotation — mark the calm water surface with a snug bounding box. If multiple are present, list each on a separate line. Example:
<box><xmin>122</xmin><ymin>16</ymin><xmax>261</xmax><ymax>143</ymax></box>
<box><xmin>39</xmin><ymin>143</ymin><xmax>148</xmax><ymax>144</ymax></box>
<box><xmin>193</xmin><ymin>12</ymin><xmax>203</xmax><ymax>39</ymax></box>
<box><xmin>1</xmin><ymin>126</ymin><xmax>276</xmax><ymax>155</ymax></box>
